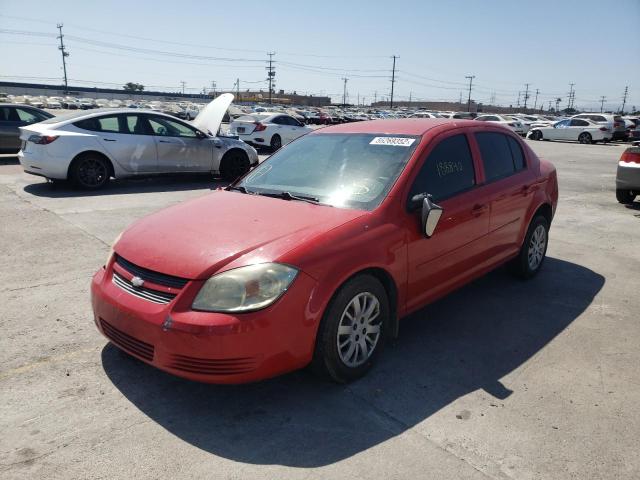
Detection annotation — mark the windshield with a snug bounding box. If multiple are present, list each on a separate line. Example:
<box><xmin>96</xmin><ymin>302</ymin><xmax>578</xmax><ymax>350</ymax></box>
<box><xmin>237</xmin><ymin>133</ymin><xmax>420</xmax><ymax>210</ymax></box>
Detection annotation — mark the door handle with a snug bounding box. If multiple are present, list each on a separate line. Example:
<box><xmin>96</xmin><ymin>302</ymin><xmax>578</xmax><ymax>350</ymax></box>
<box><xmin>103</xmin><ymin>138</ymin><xmax>116</xmax><ymax>142</ymax></box>
<box><xmin>158</xmin><ymin>140</ymin><xmax>175</xmax><ymax>143</ymax></box>
<box><xmin>471</xmin><ymin>203</ymin><xmax>488</xmax><ymax>216</ymax></box>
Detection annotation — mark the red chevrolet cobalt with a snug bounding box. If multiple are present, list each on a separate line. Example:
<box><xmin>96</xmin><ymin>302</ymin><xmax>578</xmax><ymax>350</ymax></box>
<box><xmin>92</xmin><ymin>119</ymin><xmax>558</xmax><ymax>383</ymax></box>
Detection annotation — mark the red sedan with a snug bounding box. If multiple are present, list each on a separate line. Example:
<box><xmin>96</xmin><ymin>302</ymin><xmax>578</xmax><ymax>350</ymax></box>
<box><xmin>91</xmin><ymin>119</ymin><xmax>558</xmax><ymax>384</ymax></box>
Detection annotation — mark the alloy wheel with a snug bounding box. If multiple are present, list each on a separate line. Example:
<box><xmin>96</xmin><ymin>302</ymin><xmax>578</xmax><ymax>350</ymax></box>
<box><xmin>527</xmin><ymin>224</ymin><xmax>547</xmax><ymax>271</ymax></box>
<box><xmin>78</xmin><ymin>158</ymin><xmax>107</xmax><ymax>187</ymax></box>
<box><xmin>336</xmin><ymin>292</ymin><xmax>382</xmax><ymax>368</ymax></box>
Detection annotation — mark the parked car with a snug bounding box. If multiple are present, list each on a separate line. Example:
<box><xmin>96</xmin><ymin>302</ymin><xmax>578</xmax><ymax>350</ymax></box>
<box><xmin>475</xmin><ymin>114</ymin><xmax>525</xmax><ymax>135</ymax></box>
<box><xmin>229</xmin><ymin>113</ymin><xmax>313</xmax><ymax>150</ymax></box>
<box><xmin>0</xmin><ymin>103</ymin><xmax>53</xmax><ymax>153</ymax></box>
<box><xmin>18</xmin><ymin>94</ymin><xmax>258</xmax><ymax>188</ymax></box>
<box><xmin>91</xmin><ymin>118</ymin><xmax>558</xmax><ymax>384</ymax></box>
<box><xmin>78</xmin><ymin>99</ymin><xmax>96</xmax><ymax>109</ymax></box>
<box><xmin>527</xmin><ymin>118</ymin><xmax>611</xmax><ymax>144</ymax></box>
<box><xmin>616</xmin><ymin>142</ymin><xmax>640</xmax><ymax>204</ymax></box>
<box><xmin>571</xmin><ymin>113</ymin><xmax>627</xmax><ymax>141</ymax></box>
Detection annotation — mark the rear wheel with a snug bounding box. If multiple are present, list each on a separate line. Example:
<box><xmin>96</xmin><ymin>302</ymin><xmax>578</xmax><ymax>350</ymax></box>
<box><xmin>510</xmin><ymin>215</ymin><xmax>549</xmax><ymax>279</ymax></box>
<box><xmin>616</xmin><ymin>189</ymin><xmax>636</xmax><ymax>204</ymax></box>
<box><xmin>270</xmin><ymin>134</ymin><xmax>282</xmax><ymax>151</ymax></box>
<box><xmin>312</xmin><ymin>275</ymin><xmax>389</xmax><ymax>383</ymax></box>
<box><xmin>578</xmin><ymin>132</ymin><xmax>592</xmax><ymax>144</ymax></box>
<box><xmin>220</xmin><ymin>150</ymin><xmax>250</xmax><ymax>181</ymax></box>
<box><xmin>531</xmin><ymin>130</ymin><xmax>543</xmax><ymax>141</ymax></box>
<box><xmin>70</xmin><ymin>153</ymin><xmax>110</xmax><ymax>189</ymax></box>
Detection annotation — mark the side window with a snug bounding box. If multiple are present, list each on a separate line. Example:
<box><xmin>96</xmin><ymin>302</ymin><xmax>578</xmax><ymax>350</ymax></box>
<box><xmin>556</xmin><ymin>120</ymin><xmax>570</xmax><ymax>128</ymax></box>
<box><xmin>408</xmin><ymin>134</ymin><xmax>476</xmax><ymax>203</ymax></box>
<box><xmin>506</xmin><ymin>136</ymin><xmax>526</xmax><ymax>171</ymax></box>
<box><xmin>0</xmin><ymin>107</ymin><xmax>16</xmax><ymax>122</ymax></box>
<box><xmin>570</xmin><ymin>119</ymin><xmax>588</xmax><ymax>127</ymax></box>
<box><xmin>271</xmin><ymin>116</ymin><xmax>285</xmax><ymax>125</ymax></box>
<box><xmin>148</xmin><ymin>116</ymin><xmax>197</xmax><ymax>137</ymax></box>
<box><xmin>74</xmin><ymin>115</ymin><xmax>121</xmax><ymax>132</ymax></box>
<box><xmin>475</xmin><ymin>132</ymin><xmax>517</xmax><ymax>182</ymax></box>
<box><xmin>125</xmin><ymin>115</ymin><xmax>151</xmax><ymax>135</ymax></box>
<box><xmin>15</xmin><ymin>108</ymin><xmax>43</xmax><ymax>124</ymax></box>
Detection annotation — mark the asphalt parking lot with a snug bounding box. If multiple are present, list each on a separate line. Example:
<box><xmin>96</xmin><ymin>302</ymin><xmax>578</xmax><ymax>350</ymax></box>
<box><xmin>1</xmin><ymin>140</ymin><xmax>639</xmax><ymax>480</ymax></box>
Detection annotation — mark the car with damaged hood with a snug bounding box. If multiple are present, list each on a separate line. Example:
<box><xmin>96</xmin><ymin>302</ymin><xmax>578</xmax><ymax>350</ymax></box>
<box><xmin>91</xmin><ymin>118</ymin><xmax>558</xmax><ymax>384</ymax></box>
<box><xmin>18</xmin><ymin>94</ymin><xmax>258</xmax><ymax>189</ymax></box>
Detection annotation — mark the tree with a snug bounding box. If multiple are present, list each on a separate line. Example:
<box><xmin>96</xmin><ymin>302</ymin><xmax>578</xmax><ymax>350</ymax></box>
<box><xmin>123</xmin><ymin>82</ymin><xmax>144</xmax><ymax>92</ymax></box>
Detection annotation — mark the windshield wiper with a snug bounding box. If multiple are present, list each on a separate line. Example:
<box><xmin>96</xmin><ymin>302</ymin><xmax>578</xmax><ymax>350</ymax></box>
<box><xmin>263</xmin><ymin>191</ymin><xmax>321</xmax><ymax>205</ymax></box>
<box><xmin>225</xmin><ymin>185</ymin><xmax>252</xmax><ymax>194</ymax></box>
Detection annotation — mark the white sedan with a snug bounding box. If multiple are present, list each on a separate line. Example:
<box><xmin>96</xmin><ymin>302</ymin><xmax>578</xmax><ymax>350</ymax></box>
<box><xmin>474</xmin><ymin>114</ymin><xmax>526</xmax><ymax>135</ymax></box>
<box><xmin>229</xmin><ymin>113</ymin><xmax>313</xmax><ymax>150</ymax></box>
<box><xmin>527</xmin><ymin>118</ymin><xmax>611</xmax><ymax>144</ymax></box>
<box><xmin>18</xmin><ymin>94</ymin><xmax>259</xmax><ymax>189</ymax></box>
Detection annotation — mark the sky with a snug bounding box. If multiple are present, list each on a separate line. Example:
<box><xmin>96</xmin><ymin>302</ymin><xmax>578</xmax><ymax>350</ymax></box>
<box><xmin>1</xmin><ymin>0</ymin><xmax>638</xmax><ymax>111</ymax></box>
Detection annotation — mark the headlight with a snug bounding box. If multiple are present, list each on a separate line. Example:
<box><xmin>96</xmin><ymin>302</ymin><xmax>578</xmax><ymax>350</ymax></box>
<box><xmin>192</xmin><ymin>263</ymin><xmax>298</xmax><ymax>313</ymax></box>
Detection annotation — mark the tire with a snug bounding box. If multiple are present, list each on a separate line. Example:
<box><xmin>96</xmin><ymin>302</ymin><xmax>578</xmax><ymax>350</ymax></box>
<box><xmin>70</xmin><ymin>153</ymin><xmax>110</xmax><ymax>189</ymax></box>
<box><xmin>510</xmin><ymin>215</ymin><xmax>550</xmax><ymax>279</ymax></box>
<box><xmin>270</xmin><ymin>134</ymin><xmax>282</xmax><ymax>151</ymax></box>
<box><xmin>531</xmin><ymin>130</ymin><xmax>543</xmax><ymax>141</ymax></box>
<box><xmin>578</xmin><ymin>132</ymin><xmax>592</xmax><ymax>144</ymax></box>
<box><xmin>219</xmin><ymin>150</ymin><xmax>250</xmax><ymax>182</ymax></box>
<box><xmin>616</xmin><ymin>189</ymin><xmax>636</xmax><ymax>204</ymax></box>
<box><xmin>312</xmin><ymin>274</ymin><xmax>389</xmax><ymax>383</ymax></box>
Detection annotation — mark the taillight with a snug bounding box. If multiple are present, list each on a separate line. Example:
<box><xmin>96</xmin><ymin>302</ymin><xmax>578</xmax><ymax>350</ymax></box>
<box><xmin>621</xmin><ymin>148</ymin><xmax>640</xmax><ymax>163</ymax></box>
<box><xmin>253</xmin><ymin>122</ymin><xmax>266</xmax><ymax>132</ymax></box>
<box><xmin>28</xmin><ymin>134</ymin><xmax>59</xmax><ymax>145</ymax></box>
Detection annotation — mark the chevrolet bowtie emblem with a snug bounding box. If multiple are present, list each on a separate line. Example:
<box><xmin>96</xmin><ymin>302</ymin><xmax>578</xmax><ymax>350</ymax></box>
<box><xmin>131</xmin><ymin>276</ymin><xmax>144</xmax><ymax>288</ymax></box>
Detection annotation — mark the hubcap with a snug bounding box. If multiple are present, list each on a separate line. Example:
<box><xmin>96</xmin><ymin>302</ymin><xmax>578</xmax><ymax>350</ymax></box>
<box><xmin>337</xmin><ymin>292</ymin><xmax>381</xmax><ymax>368</ymax></box>
<box><xmin>78</xmin><ymin>159</ymin><xmax>106</xmax><ymax>187</ymax></box>
<box><xmin>579</xmin><ymin>134</ymin><xmax>589</xmax><ymax>144</ymax></box>
<box><xmin>527</xmin><ymin>224</ymin><xmax>547</xmax><ymax>270</ymax></box>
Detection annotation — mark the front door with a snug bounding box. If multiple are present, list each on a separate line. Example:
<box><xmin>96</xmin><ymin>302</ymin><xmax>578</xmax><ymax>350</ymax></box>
<box><xmin>147</xmin><ymin>115</ymin><xmax>212</xmax><ymax>172</ymax></box>
<box><xmin>405</xmin><ymin>131</ymin><xmax>490</xmax><ymax>312</ymax></box>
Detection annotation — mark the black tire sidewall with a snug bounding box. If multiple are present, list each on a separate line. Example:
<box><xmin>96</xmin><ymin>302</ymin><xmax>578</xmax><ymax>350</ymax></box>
<box><xmin>220</xmin><ymin>151</ymin><xmax>250</xmax><ymax>181</ymax></box>
<box><xmin>313</xmin><ymin>275</ymin><xmax>389</xmax><ymax>383</ymax></box>
<box><xmin>616</xmin><ymin>189</ymin><xmax>635</xmax><ymax>204</ymax></box>
<box><xmin>579</xmin><ymin>133</ymin><xmax>591</xmax><ymax>144</ymax></box>
<box><xmin>270</xmin><ymin>134</ymin><xmax>281</xmax><ymax>150</ymax></box>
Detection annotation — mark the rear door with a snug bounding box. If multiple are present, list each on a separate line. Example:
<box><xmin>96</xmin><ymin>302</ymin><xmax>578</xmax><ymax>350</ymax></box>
<box><xmin>73</xmin><ymin>114</ymin><xmax>158</xmax><ymax>173</ymax></box>
<box><xmin>473</xmin><ymin>130</ymin><xmax>535</xmax><ymax>261</ymax></box>
<box><xmin>405</xmin><ymin>130</ymin><xmax>490</xmax><ymax>311</ymax></box>
<box><xmin>568</xmin><ymin>118</ymin><xmax>590</xmax><ymax>140</ymax></box>
<box><xmin>147</xmin><ymin>114</ymin><xmax>212</xmax><ymax>172</ymax></box>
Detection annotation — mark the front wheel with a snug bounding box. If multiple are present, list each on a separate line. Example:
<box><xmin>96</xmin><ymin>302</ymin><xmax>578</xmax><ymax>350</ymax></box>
<box><xmin>219</xmin><ymin>150</ymin><xmax>250</xmax><ymax>181</ymax></box>
<box><xmin>578</xmin><ymin>132</ymin><xmax>592</xmax><ymax>144</ymax></box>
<box><xmin>312</xmin><ymin>275</ymin><xmax>389</xmax><ymax>383</ymax></box>
<box><xmin>510</xmin><ymin>215</ymin><xmax>549</xmax><ymax>279</ymax></box>
<box><xmin>530</xmin><ymin>130</ymin><xmax>543</xmax><ymax>141</ymax></box>
<box><xmin>616</xmin><ymin>189</ymin><xmax>636</xmax><ymax>204</ymax></box>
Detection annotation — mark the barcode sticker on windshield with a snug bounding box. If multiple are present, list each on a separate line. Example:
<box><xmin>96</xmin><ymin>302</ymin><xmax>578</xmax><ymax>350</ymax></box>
<box><xmin>370</xmin><ymin>137</ymin><xmax>416</xmax><ymax>146</ymax></box>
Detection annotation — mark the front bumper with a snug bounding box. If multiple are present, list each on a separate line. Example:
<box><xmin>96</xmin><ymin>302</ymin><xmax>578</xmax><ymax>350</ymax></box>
<box><xmin>616</xmin><ymin>162</ymin><xmax>640</xmax><ymax>190</ymax></box>
<box><xmin>91</xmin><ymin>261</ymin><xmax>320</xmax><ymax>384</ymax></box>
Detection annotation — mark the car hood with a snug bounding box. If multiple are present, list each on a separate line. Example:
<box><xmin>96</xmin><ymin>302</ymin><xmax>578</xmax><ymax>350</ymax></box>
<box><xmin>115</xmin><ymin>191</ymin><xmax>367</xmax><ymax>279</ymax></box>
<box><xmin>191</xmin><ymin>93</ymin><xmax>233</xmax><ymax>136</ymax></box>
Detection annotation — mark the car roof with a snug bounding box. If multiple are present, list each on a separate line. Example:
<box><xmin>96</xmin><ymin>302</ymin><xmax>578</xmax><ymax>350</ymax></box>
<box><xmin>313</xmin><ymin>118</ymin><xmax>476</xmax><ymax>135</ymax></box>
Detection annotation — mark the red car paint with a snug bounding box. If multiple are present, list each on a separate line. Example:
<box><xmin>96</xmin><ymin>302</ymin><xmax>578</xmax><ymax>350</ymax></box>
<box><xmin>91</xmin><ymin>119</ymin><xmax>558</xmax><ymax>383</ymax></box>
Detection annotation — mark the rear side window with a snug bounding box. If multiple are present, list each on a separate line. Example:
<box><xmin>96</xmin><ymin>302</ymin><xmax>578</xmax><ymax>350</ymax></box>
<box><xmin>74</xmin><ymin>115</ymin><xmax>122</xmax><ymax>133</ymax></box>
<box><xmin>409</xmin><ymin>134</ymin><xmax>475</xmax><ymax>202</ymax></box>
<box><xmin>476</xmin><ymin>132</ymin><xmax>525</xmax><ymax>182</ymax></box>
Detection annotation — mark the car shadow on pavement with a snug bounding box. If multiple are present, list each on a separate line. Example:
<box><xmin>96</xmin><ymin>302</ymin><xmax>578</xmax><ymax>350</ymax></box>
<box><xmin>101</xmin><ymin>257</ymin><xmax>604</xmax><ymax>467</ymax></box>
<box><xmin>23</xmin><ymin>175</ymin><xmax>229</xmax><ymax>197</ymax></box>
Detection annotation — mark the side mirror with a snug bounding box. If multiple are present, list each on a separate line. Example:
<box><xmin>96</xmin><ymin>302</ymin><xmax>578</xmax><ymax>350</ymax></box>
<box><xmin>196</xmin><ymin>130</ymin><xmax>207</xmax><ymax>139</ymax></box>
<box><xmin>411</xmin><ymin>193</ymin><xmax>443</xmax><ymax>238</ymax></box>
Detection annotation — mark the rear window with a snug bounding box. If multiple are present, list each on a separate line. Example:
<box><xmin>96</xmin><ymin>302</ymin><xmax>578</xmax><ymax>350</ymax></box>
<box><xmin>476</xmin><ymin>132</ymin><xmax>525</xmax><ymax>182</ymax></box>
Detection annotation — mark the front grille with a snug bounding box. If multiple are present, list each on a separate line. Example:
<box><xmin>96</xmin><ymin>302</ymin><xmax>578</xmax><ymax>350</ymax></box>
<box><xmin>112</xmin><ymin>272</ymin><xmax>176</xmax><ymax>305</ymax></box>
<box><xmin>115</xmin><ymin>254</ymin><xmax>188</xmax><ymax>289</ymax></box>
<box><xmin>100</xmin><ymin>318</ymin><xmax>154</xmax><ymax>361</ymax></box>
<box><xmin>167</xmin><ymin>353</ymin><xmax>259</xmax><ymax>375</ymax></box>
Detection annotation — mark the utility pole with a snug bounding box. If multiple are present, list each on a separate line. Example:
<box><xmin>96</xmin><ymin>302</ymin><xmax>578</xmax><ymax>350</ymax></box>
<box><xmin>523</xmin><ymin>83</ymin><xmax>530</xmax><ymax>110</ymax></box>
<box><xmin>465</xmin><ymin>75</ymin><xmax>475</xmax><ymax>112</ymax></box>
<box><xmin>357</xmin><ymin>92</ymin><xmax>360</xmax><ymax>106</ymax></box>
<box><xmin>409</xmin><ymin>91</ymin><xmax>412</xmax><ymax>104</ymax></box>
<box><xmin>342</xmin><ymin>77</ymin><xmax>348</xmax><ymax>107</ymax></box>
<box><xmin>621</xmin><ymin>86</ymin><xmax>629</xmax><ymax>114</ymax></box>
<box><xmin>266</xmin><ymin>52</ymin><xmax>276</xmax><ymax>105</ymax></box>
<box><xmin>459</xmin><ymin>91</ymin><xmax>463</xmax><ymax>105</ymax></box>
<box><xmin>210</xmin><ymin>81</ymin><xmax>216</xmax><ymax>97</ymax></box>
<box><xmin>567</xmin><ymin>83</ymin><xmax>575</xmax><ymax>110</ymax></box>
<box><xmin>600</xmin><ymin>96</ymin><xmax>606</xmax><ymax>113</ymax></box>
<box><xmin>490</xmin><ymin>92</ymin><xmax>496</xmax><ymax>106</ymax></box>
<box><xmin>548</xmin><ymin>100</ymin><xmax>552</xmax><ymax>112</ymax></box>
<box><xmin>517</xmin><ymin>91</ymin><xmax>521</xmax><ymax>108</ymax></box>
<box><xmin>390</xmin><ymin>55</ymin><xmax>398</xmax><ymax>109</ymax></box>
<box><xmin>555</xmin><ymin>97</ymin><xmax>561</xmax><ymax>112</ymax></box>
<box><xmin>56</xmin><ymin>24</ymin><xmax>69</xmax><ymax>93</ymax></box>
<box><xmin>236</xmin><ymin>78</ymin><xmax>240</xmax><ymax>100</ymax></box>
<box><xmin>533</xmin><ymin>88</ymin><xmax>539</xmax><ymax>111</ymax></box>
<box><xmin>180</xmin><ymin>81</ymin><xmax>186</xmax><ymax>94</ymax></box>
<box><xmin>374</xmin><ymin>91</ymin><xmax>377</xmax><ymax>104</ymax></box>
